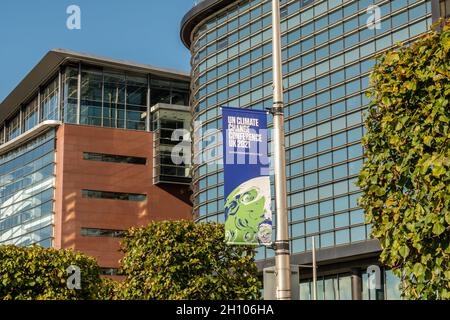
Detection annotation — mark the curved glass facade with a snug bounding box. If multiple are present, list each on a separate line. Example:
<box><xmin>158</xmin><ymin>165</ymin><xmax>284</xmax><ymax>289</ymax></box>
<box><xmin>0</xmin><ymin>130</ymin><xmax>55</xmax><ymax>247</ymax></box>
<box><xmin>188</xmin><ymin>0</ymin><xmax>432</xmax><ymax>261</ymax></box>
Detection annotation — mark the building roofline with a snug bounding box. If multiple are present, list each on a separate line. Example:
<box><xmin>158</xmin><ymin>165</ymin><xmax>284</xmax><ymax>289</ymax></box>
<box><xmin>0</xmin><ymin>49</ymin><xmax>190</xmax><ymax>124</ymax></box>
<box><xmin>180</xmin><ymin>0</ymin><xmax>237</xmax><ymax>48</ymax></box>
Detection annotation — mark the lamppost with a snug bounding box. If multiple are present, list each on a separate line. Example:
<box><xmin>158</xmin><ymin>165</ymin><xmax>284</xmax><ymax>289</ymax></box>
<box><xmin>271</xmin><ymin>0</ymin><xmax>291</xmax><ymax>301</ymax></box>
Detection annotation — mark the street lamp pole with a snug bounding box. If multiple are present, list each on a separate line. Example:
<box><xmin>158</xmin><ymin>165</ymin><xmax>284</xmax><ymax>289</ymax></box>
<box><xmin>271</xmin><ymin>0</ymin><xmax>291</xmax><ymax>300</ymax></box>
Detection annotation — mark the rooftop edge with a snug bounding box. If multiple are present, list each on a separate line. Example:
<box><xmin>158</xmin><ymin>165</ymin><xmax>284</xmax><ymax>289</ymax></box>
<box><xmin>180</xmin><ymin>0</ymin><xmax>236</xmax><ymax>48</ymax></box>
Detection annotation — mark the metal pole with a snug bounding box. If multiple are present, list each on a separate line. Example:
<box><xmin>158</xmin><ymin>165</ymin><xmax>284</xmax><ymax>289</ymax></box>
<box><xmin>312</xmin><ymin>236</ymin><xmax>318</xmax><ymax>300</ymax></box>
<box><xmin>271</xmin><ymin>0</ymin><xmax>291</xmax><ymax>301</ymax></box>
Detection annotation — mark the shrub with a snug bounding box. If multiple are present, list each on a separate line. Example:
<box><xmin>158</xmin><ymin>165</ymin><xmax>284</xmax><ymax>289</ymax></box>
<box><xmin>357</xmin><ymin>21</ymin><xmax>450</xmax><ymax>299</ymax></box>
<box><xmin>0</xmin><ymin>245</ymin><xmax>104</xmax><ymax>300</ymax></box>
<box><xmin>118</xmin><ymin>221</ymin><xmax>261</xmax><ymax>300</ymax></box>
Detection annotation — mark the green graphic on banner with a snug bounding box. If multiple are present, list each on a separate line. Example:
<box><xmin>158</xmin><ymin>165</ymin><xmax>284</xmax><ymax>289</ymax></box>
<box><xmin>224</xmin><ymin>176</ymin><xmax>272</xmax><ymax>244</ymax></box>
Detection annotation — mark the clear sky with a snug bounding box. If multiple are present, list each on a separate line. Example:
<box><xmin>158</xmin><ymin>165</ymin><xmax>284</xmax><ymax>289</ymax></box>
<box><xmin>0</xmin><ymin>0</ymin><xmax>194</xmax><ymax>101</ymax></box>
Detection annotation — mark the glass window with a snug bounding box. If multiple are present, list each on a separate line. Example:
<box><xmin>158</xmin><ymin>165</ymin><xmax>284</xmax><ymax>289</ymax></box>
<box><xmin>306</xmin><ymin>219</ymin><xmax>319</xmax><ymax>234</ymax></box>
<box><xmin>305</xmin><ymin>203</ymin><xmax>319</xmax><ymax>219</ymax></box>
<box><xmin>23</xmin><ymin>97</ymin><xmax>39</xmax><ymax>132</ymax></box>
<box><xmin>318</xmin><ymin>137</ymin><xmax>331</xmax><ymax>152</ymax></box>
<box><xmin>348</xmin><ymin>127</ymin><xmax>363</xmax><ymax>143</ymax></box>
<box><xmin>104</xmin><ymin>72</ymin><xmax>126</xmax><ymax>128</ymax></box>
<box><xmin>292</xmin><ymin>238</ymin><xmax>306</xmax><ymax>253</ymax></box>
<box><xmin>333</xmin><ymin>132</ymin><xmax>346</xmax><ymax>147</ymax></box>
<box><xmin>292</xmin><ymin>222</ymin><xmax>305</xmax><ymax>237</ymax></box>
<box><xmin>333</xmin><ymin>148</ymin><xmax>347</xmax><ymax>163</ymax></box>
<box><xmin>338</xmin><ymin>275</ymin><xmax>352</xmax><ymax>300</ymax></box>
<box><xmin>335</xmin><ymin>196</ymin><xmax>349</xmax><ymax>212</ymax></box>
<box><xmin>320</xmin><ymin>199</ymin><xmax>333</xmax><ymax>215</ymax></box>
<box><xmin>80</xmin><ymin>69</ymin><xmax>103</xmax><ymax>126</ymax></box>
<box><xmin>348</xmin><ymin>145</ymin><xmax>362</xmax><ymax>160</ymax></box>
<box><xmin>305</xmin><ymin>188</ymin><xmax>318</xmax><ymax>203</ymax></box>
<box><xmin>334</xmin><ymin>180</ymin><xmax>349</xmax><ymax>196</ymax></box>
<box><xmin>291</xmin><ymin>207</ymin><xmax>305</xmax><ymax>221</ymax></box>
<box><xmin>334</xmin><ymin>163</ymin><xmax>348</xmax><ymax>180</ymax></box>
<box><xmin>304</xmin><ymin>142</ymin><xmax>317</xmax><ymax>156</ymax></box>
<box><xmin>319</xmin><ymin>184</ymin><xmax>333</xmax><ymax>199</ymax></box>
<box><xmin>81</xmin><ymin>228</ymin><xmax>125</xmax><ymax>238</ymax></box>
<box><xmin>385</xmin><ymin>270</ymin><xmax>402</xmax><ymax>300</ymax></box>
<box><xmin>350</xmin><ymin>209</ymin><xmax>365</xmax><ymax>225</ymax></box>
<box><xmin>320</xmin><ymin>216</ymin><xmax>334</xmax><ymax>232</ymax></box>
<box><xmin>319</xmin><ymin>153</ymin><xmax>332</xmax><ymax>168</ymax></box>
<box><xmin>320</xmin><ymin>232</ymin><xmax>334</xmax><ymax>248</ymax></box>
<box><xmin>41</xmin><ymin>77</ymin><xmax>60</xmax><ymax>121</ymax></box>
<box><xmin>330</xmin><ymin>39</ymin><xmax>344</xmax><ymax>54</ymax></box>
<box><xmin>351</xmin><ymin>226</ymin><xmax>366</xmax><ymax>242</ymax></box>
<box><xmin>291</xmin><ymin>192</ymin><xmax>304</xmax><ymax>207</ymax></box>
<box><xmin>335</xmin><ymin>212</ymin><xmax>349</xmax><ymax>228</ymax></box>
<box><xmin>83</xmin><ymin>152</ymin><xmax>146</xmax><ymax>165</ymax></box>
<box><xmin>300</xmin><ymin>281</ymin><xmax>311</xmax><ymax>300</ymax></box>
<box><xmin>82</xmin><ymin>190</ymin><xmax>146</xmax><ymax>202</ymax></box>
<box><xmin>303</xmin><ymin>127</ymin><xmax>317</xmax><ymax>142</ymax></box>
<box><xmin>304</xmin><ymin>158</ymin><xmax>317</xmax><ymax>172</ymax></box>
<box><xmin>319</xmin><ymin>168</ymin><xmax>333</xmax><ymax>184</ymax></box>
<box><xmin>330</xmin><ymin>69</ymin><xmax>345</xmax><ymax>86</ymax></box>
<box><xmin>336</xmin><ymin>229</ymin><xmax>350</xmax><ymax>245</ymax></box>
<box><xmin>126</xmin><ymin>75</ymin><xmax>148</xmax><ymax>130</ymax></box>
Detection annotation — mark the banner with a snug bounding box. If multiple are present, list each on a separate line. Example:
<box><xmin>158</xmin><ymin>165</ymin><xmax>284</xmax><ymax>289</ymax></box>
<box><xmin>222</xmin><ymin>107</ymin><xmax>272</xmax><ymax>246</ymax></box>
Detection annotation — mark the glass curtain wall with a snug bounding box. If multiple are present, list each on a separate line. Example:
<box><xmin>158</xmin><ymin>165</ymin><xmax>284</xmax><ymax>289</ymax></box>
<box><xmin>298</xmin><ymin>268</ymin><xmax>402</xmax><ymax>300</ymax></box>
<box><xmin>79</xmin><ymin>68</ymin><xmax>148</xmax><ymax>130</ymax></box>
<box><xmin>103</xmin><ymin>72</ymin><xmax>126</xmax><ymax>128</ymax></box>
<box><xmin>188</xmin><ymin>0</ymin><xmax>433</xmax><ymax>261</ymax></box>
<box><xmin>0</xmin><ymin>65</ymin><xmax>189</xmax><ymax>146</ymax></box>
<box><xmin>40</xmin><ymin>77</ymin><xmax>59</xmax><ymax>121</ymax></box>
<box><xmin>126</xmin><ymin>75</ymin><xmax>148</xmax><ymax>130</ymax></box>
<box><xmin>0</xmin><ymin>74</ymin><xmax>60</xmax><ymax>145</ymax></box>
<box><xmin>63</xmin><ymin>66</ymin><xmax>79</xmax><ymax>124</ymax></box>
<box><xmin>0</xmin><ymin>130</ymin><xmax>55</xmax><ymax>247</ymax></box>
<box><xmin>6</xmin><ymin>113</ymin><xmax>21</xmax><ymax>141</ymax></box>
<box><xmin>80</xmin><ymin>68</ymin><xmax>103</xmax><ymax>126</ymax></box>
<box><xmin>299</xmin><ymin>273</ymin><xmax>352</xmax><ymax>300</ymax></box>
<box><xmin>362</xmin><ymin>269</ymin><xmax>402</xmax><ymax>300</ymax></box>
<box><xmin>152</xmin><ymin>107</ymin><xmax>191</xmax><ymax>184</ymax></box>
<box><xmin>23</xmin><ymin>97</ymin><xmax>39</xmax><ymax>132</ymax></box>
<box><xmin>64</xmin><ymin>65</ymin><xmax>189</xmax><ymax>130</ymax></box>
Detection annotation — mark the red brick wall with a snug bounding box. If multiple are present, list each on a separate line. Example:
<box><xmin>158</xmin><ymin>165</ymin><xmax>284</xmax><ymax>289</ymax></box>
<box><xmin>54</xmin><ymin>124</ymin><xmax>192</xmax><ymax>268</ymax></box>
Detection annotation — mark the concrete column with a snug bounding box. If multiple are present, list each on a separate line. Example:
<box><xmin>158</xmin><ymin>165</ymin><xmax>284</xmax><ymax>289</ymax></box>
<box><xmin>351</xmin><ymin>268</ymin><xmax>362</xmax><ymax>300</ymax></box>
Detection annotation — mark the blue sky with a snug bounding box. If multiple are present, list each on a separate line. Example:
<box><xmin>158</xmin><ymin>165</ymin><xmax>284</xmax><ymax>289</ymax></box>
<box><xmin>0</xmin><ymin>0</ymin><xmax>194</xmax><ymax>101</ymax></box>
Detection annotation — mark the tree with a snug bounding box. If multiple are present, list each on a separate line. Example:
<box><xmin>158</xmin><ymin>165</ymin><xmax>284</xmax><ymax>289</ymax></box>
<box><xmin>357</xmin><ymin>21</ymin><xmax>450</xmax><ymax>299</ymax></box>
<box><xmin>0</xmin><ymin>245</ymin><xmax>104</xmax><ymax>300</ymax></box>
<box><xmin>117</xmin><ymin>221</ymin><xmax>261</xmax><ymax>300</ymax></box>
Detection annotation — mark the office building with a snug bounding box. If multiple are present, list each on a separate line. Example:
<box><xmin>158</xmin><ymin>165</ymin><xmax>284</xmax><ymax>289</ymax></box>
<box><xmin>0</xmin><ymin>49</ymin><xmax>192</xmax><ymax>274</ymax></box>
<box><xmin>181</xmin><ymin>0</ymin><xmax>446</xmax><ymax>299</ymax></box>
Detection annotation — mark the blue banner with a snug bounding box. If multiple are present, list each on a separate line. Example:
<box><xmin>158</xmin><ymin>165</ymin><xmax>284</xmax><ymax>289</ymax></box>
<box><xmin>222</xmin><ymin>107</ymin><xmax>272</xmax><ymax>246</ymax></box>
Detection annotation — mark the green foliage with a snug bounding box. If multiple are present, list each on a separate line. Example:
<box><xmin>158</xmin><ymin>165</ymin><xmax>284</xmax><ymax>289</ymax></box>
<box><xmin>117</xmin><ymin>220</ymin><xmax>261</xmax><ymax>300</ymax></box>
<box><xmin>0</xmin><ymin>245</ymin><xmax>104</xmax><ymax>300</ymax></box>
<box><xmin>98</xmin><ymin>277</ymin><xmax>121</xmax><ymax>300</ymax></box>
<box><xmin>357</xmin><ymin>21</ymin><xmax>450</xmax><ymax>300</ymax></box>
